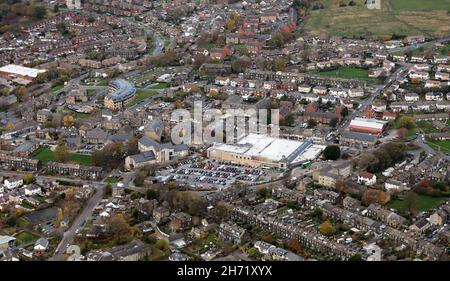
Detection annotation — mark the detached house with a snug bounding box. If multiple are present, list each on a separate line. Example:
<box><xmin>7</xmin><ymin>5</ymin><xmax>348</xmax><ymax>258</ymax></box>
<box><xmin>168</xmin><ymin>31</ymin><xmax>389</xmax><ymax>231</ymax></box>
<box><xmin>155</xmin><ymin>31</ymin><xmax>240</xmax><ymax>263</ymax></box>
<box><xmin>357</xmin><ymin>171</ymin><xmax>376</xmax><ymax>186</ymax></box>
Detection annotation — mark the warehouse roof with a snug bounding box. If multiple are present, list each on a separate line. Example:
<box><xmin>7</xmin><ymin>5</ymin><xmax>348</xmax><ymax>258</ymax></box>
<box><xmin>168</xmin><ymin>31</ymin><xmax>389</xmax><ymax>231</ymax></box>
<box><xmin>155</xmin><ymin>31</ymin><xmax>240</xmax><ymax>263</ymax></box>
<box><xmin>0</xmin><ymin>64</ymin><xmax>46</xmax><ymax>78</ymax></box>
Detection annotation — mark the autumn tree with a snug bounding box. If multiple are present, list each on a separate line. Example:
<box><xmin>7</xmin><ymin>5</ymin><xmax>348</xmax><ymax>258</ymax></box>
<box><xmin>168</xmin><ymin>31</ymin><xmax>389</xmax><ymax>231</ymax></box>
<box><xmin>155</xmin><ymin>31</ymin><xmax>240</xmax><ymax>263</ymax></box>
<box><xmin>274</xmin><ymin>57</ymin><xmax>287</xmax><ymax>72</ymax></box>
<box><xmin>63</xmin><ymin>115</ymin><xmax>75</xmax><ymax>127</ymax></box>
<box><xmin>397</xmin><ymin>116</ymin><xmax>416</xmax><ymax>130</ymax></box>
<box><xmin>361</xmin><ymin>189</ymin><xmax>391</xmax><ymax>206</ymax></box>
<box><xmin>288</xmin><ymin>239</ymin><xmax>303</xmax><ymax>254</ymax></box>
<box><xmin>56</xmin><ymin>208</ymin><xmax>63</xmax><ymax>228</ymax></box>
<box><xmin>23</xmin><ymin>174</ymin><xmax>35</xmax><ymax>184</ymax></box>
<box><xmin>319</xmin><ymin>220</ymin><xmax>335</xmax><ymax>236</ymax></box>
<box><xmin>106</xmin><ymin>214</ymin><xmax>131</xmax><ymax>243</ymax></box>
<box><xmin>54</xmin><ymin>144</ymin><xmax>70</xmax><ymax>163</ymax></box>
<box><xmin>17</xmin><ymin>86</ymin><xmax>27</xmax><ymax>96</ymax></box>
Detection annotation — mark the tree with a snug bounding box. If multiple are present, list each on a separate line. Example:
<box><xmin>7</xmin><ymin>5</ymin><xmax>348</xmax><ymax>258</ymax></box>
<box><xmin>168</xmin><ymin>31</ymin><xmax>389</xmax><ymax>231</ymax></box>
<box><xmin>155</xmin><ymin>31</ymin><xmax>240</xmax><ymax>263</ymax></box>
<box><xmin>349</xmin><ymin>254</ymin><xmax>362</xmax><ymax>261</ymax></box>
<box><xmin>397</xmin><ymin>127</ymin><xmax>407</xmax><ymax>139</ymax></box>
<box><xmin>340</xmin><ymin>107</ymin><xmax>349</xmax><ymax>117</ymax></box>
<box><xmin>323</xmin><ymin>145</ymin><xmax>341</xmax><ymax>160</ymax></box>
<box><xmin>106</xmin><ymin>214</ymin><xmax>131</xmax><ymax>243</ymax></box>
<box><xmin>397</xmin><ymin>116</ymin><xmax>416</xmax><ymax>130</ymax></box>
<box><xmin>17</xmin><ymin>86</ymin><xmax>27</xmax><ymax>96</ymax></box>
<box><xmin>313</xmin><ymin>207</ymin><xmax>323</xmax><ymax>218</ymax></box>
<box><xmin>155</xmin><ymin>239</ymin><xmax>169</xmax><ymax>251</ymax></box>
<box><xmin>63</xmin><ymin>115</ymin><xmax>75</xmax><ymax>127</ymax></box>
<box><xmin>307</xmin><ymin>119</ymin><xmax>317</xmax><ymax>128</ymax></box>
<box><xmin>56</xmin><ymin>208</ymin><xmax>63</xmax><ymax>228</ymax></box>
<box><xmin>248</xmin><ymin>247</ymin><xmax>258</xmax><ymax>258</ymax></box>
<box><xmin>103</xmin><ymin>183</ymin><xmax>112</xmax><ymax>198</ymax></box>
<box><xmin>29</xmin><ymin>5</ymin><xmax>47</xmax><ymax>19</ymax></box>
<box><xmin>404</xmin><ymin>191</ymin><xmax>418</xmax><ymax>215</ymax></box>
<box><xmin>362</xmin><ymin>189</ymin><xmax>391</xmax><ymax>206</ymax></box>
<box><xmin>288</xmin><ymin>239</ymin><xmax>302</xmax><ymax>254</ymax></box>
<box><xmin>329</xmin><ymin>117</ymin><xmax>339</xmax><ymax>128</ymax></box>
<box><xmin>1</xmin><ymin>87</ymin><xmax>8</xmax><ymax>96</ymax></box>
<box><xmin>257</xmin><ymin>188</ymin><xmax>271</xmax><ymax>199</ymax></box>
<box><xmin>319</xmin><ymin>221</ymin><xmax>335</xmax><ymax>236</ymax></box>
<box><xmin>23</xmin><ymin>174</ymin><xmax>34</xmax><ymax>184</ymax></box>
<box><xmin>54</xmin><ymin>145</ymin><xmax>70</xmax><ymax>163</ymax></box>
<box><xmin>174</xmin><ymin>99</ymin><xmax>183</xmax><ymax>109</ymax></box>
<box><xmin>146</xmin><ymin>189</ymin><xmax>158</xmax><ymax>200</ymax></box>
<box><xmin>274</xmin><ymin>58</ymin><xmax>287</xmax><ymax>72</ymax></box>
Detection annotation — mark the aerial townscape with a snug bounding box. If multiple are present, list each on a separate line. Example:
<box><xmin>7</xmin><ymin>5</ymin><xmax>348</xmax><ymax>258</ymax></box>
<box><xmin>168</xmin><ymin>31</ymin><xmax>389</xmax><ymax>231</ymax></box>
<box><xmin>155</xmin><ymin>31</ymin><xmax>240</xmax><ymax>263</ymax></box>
<box><xmin>0</xmin><ymin>0</ymin><xmax>449</xmax><ymax>263</ymax></box>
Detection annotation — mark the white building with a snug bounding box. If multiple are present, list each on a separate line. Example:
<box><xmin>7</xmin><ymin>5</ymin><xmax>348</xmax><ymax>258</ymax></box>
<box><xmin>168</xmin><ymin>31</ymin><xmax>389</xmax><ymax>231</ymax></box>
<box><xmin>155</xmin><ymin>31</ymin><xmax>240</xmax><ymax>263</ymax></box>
<box><xmin>3</xmin><ymin>177</ymin><xmax>23</xmax><ymax>190</ymax></box>
<box><xmin>357</xmin><ymin>171</ymin><xmax>376</xmax><ymax>186</ymax></box>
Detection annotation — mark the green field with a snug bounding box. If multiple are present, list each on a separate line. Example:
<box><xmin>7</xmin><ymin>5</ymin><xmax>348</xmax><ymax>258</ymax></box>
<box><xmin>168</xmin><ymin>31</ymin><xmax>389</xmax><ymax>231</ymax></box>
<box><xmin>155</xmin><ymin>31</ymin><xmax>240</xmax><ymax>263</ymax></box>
<box><xmin>96</xmin><ymin>80</ymin><xmax>109</xmax><ymax>86</ymax></box>
<box><xmin>303</xmin><ymin>0</ymin><xmax>450</xmax><ymax>39</ymax></box>
<box><xmin>386</xmin><ymin>194</ymin><xmax>449</xmax><ymax>212</ymax></box>
<box><xmin>31</xmin><ymin>147</ymin><xmax>92</xmax><ymax>165</ymax></box>
<box><xmin>148</xmin><ymin>82</ymin><xmax>169</xmax><ymax>89</ymax></box>
<box><xmin>14</xmin><ymin>231</ymin><xmax>40</xmax><ymax>247</ymax></box>
<box><xmin>426</xmin><ymin>139</ymin><xmax>450</xmax><ymax>153</ymax></box>
<box><xmin>126</xmin><ymin>90</ymin><xmax>158</xmax><ymax>107</ymax></box>
<box><xmin>311</xmin><ymin>67</ymin><xmax>382</xmax><ymax>84</ymax></box>
<box><xmin>390</xmin><ymin>0</ymin><xmax>450</xmax><ymax>11</ymax></box>
<box><xmin>105</xmin><ymin>176</ymin><xmax>120</xmax><ymax>184</ymax></box>
<box><xmin>50</xmin><ymin>83</ymin><xmax>64</xmax><ymax>92</ymax></box>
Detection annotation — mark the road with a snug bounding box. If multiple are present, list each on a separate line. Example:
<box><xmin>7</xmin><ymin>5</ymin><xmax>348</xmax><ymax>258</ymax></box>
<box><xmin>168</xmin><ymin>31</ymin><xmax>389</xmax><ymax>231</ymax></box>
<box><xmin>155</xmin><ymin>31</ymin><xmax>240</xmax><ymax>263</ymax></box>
<box><xmin>413</xmin><ymin>133</ymin><xmax>450</xmax><ymax>160</ymax></box>
<box><xmin>51</xmin><ymin>183</ymin><xmax>104</xmax><ymax>261</ymax></box>
<box><xmin>334</xmin><ymin>63</ymin><xmax>410</xmax><ymax>138</ymax></box>
<box><xmin>387</xmin><ymin>37</ymin><xmax>450</xmax><ymax>54</ymax></box>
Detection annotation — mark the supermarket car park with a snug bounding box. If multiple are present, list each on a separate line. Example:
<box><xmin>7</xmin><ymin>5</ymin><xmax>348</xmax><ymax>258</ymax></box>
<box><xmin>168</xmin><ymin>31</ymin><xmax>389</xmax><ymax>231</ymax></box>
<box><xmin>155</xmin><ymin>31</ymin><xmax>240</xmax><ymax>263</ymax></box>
<box><xmin>157</xmin><ymin>158</ymin><xmax>279</xmax><ymax>190</ymax></box>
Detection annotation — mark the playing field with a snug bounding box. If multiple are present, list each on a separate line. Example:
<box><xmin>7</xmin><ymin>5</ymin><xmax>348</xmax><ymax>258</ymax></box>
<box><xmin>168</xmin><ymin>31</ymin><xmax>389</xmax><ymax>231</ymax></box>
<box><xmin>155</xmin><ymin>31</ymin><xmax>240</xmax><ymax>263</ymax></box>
<box><xmin>303</xmin><ymin>0</ymin><xmax>450</xmax><ymax>39</ymax></box>
<box><xmin>31</xmin><ymin>147</ymin><xmax>93</xmax><ymax>165</ymax></box>
<box><xmin>386</xmin><ymin>194</ymin><xmax>449</xmax><ymax>212</ymax></box>
<box><xmin>311</xmin><ymin>67</ymin><xmax>382</xmax><ymax>84</ymax></box>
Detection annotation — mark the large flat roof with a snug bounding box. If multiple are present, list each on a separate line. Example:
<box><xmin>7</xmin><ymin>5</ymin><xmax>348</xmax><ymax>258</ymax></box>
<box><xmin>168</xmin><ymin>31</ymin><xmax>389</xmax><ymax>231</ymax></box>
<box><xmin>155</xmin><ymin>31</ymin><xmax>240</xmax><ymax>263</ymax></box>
<box><xmin>350</xmin><ymin>117</ymin><xmax>387</xmax><ymax>130</ymax></box>
<box><xmin>210</xmin><ymin>133</ymin><xmax>312</xmax><ymax>163</ymax></box>
<box><xmin>0</xmin><ymin>64</ymin><xmax>46</xmax><ymax>78</ymax></box>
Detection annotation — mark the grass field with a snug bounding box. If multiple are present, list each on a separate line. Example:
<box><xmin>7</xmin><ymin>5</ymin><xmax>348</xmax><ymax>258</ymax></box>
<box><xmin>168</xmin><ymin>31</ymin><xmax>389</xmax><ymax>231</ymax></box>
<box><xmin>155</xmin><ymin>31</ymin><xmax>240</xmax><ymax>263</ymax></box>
<box><xmin>310</xmin><ymin>67</ymin><xmax>382</xmax><ymax>84</ymax></box>
<box><xmin>386</xmin><ymin>194</ymin><xmax>449</xmax><ymax>212</ymax></box>
<box><xmin>303</xmin><ymin>0</ymin><xmax>450</xmax><ymax>39</ymax></box>
<box><xmin>390</xmin><ymin>0</ymin><xmax>450</xmax><ymax>11</ymax></box>
<box><xmin>15</xmin><ymin>231</ymin><xmax>40</xmax><ymax>247</ymax></box>
<box><xmin>105</xmin><ymin>176</ymin><xmax>120</xmax><ymax>184</ymax></box>
<box><xmin>31</xmin><ymin>147</ymin><xmax>92</xmax><ymax>165</ymax></box>
<box><xmin>148</xmin><ymin>82</ymin><xmax>169</xmax><ymax>89</ymax></box>
<box><xmin>51</xmin><ymin>83</ymin><xmax>64</xmax><ymax>92</ymax></box>
<box><xmin>96</xmin><ymin>80</ymin><xmax>109</xmax><ymax>86</ymax></box>
<box><xmin>126</xmin><ymin>90</ymin><xmax>158</xmax><ymax>107</ymax></box>
<box><xmin>426</xmin><ymin>139</ymin><xmax>450</xmax><ymax>153</ymax></box>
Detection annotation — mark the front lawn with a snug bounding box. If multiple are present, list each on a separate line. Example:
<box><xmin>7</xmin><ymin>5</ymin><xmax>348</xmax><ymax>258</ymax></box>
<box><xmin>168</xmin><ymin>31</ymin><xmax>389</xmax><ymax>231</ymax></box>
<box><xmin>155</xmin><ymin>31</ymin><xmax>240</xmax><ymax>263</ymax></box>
<box><xmin>31</xmin><ymin>147</ymin><xmax>92</xmax><ymax>165</ymax></box>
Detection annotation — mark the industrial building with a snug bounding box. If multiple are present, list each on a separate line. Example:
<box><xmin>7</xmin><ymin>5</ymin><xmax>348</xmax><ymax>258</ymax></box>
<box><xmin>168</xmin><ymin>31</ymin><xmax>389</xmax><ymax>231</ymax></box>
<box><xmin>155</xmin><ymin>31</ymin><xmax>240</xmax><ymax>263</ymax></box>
<box><xmin>104</xmin><ymin>79</ymin><xmax>136</xmax><ymax>110</ymax></box>
<box><xmin>0</xmin><ymin>64</ymin><xmax>46</xmax><ymax>85</ymax></box>
<box><xmin>349</xmin><ymin>117</ymin><xmax>387</xmax><ymax>135</ymax></box>
<box><xmin>207</xmin><ymin>133</ymin><xmax>325</xmax><ymax>168</ymax></box>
